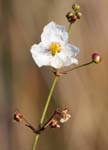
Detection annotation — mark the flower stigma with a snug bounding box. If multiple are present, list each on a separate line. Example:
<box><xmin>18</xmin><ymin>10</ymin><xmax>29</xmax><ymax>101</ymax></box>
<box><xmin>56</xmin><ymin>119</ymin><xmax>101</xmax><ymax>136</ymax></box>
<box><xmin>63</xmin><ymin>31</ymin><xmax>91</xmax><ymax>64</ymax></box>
<box><xmin>49</xmin><ymin>42</ymin><xmax>61</xmax><ymax>56</ymax></box>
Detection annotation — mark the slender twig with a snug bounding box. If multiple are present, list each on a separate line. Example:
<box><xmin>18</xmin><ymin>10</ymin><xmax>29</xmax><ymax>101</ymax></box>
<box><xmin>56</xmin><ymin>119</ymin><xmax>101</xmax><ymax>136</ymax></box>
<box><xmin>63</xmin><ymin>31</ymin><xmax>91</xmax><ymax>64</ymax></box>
<box><xmin>21</xmin><ymin>115</ymin><xmax>39</xmax><ymax>134</ymax></box>
<box><xmin>25</xmin><ymin>124</ymin><xmax>37</xmax><ymax>133</ymax></box>
<box><xmin>39</xmin><ymin>111</ymin><xmax>57</xmax><ymax>131</ymax></box>
<box><xmin>60</xmin><ymin>61</ymin><xmax>93</xmax><ymax>75</ymax></box>
<box><xmin>68</xmin><ymin>23</ymin><xmax>72</xmax><ymax>34</ymax></box>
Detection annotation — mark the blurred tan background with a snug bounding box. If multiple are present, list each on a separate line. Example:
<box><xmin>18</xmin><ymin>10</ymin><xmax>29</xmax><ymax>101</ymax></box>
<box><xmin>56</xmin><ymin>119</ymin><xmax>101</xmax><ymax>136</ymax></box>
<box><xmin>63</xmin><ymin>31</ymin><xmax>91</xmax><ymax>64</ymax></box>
<box><xmin>0</xmin><ymin>0</ymin><xmax>108</xmax><ymax>149</ymax></box>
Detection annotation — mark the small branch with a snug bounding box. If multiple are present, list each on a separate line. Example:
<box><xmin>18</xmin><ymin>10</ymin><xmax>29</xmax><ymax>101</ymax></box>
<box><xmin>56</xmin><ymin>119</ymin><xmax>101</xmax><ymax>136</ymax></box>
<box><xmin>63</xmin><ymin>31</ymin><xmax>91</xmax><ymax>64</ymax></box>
<box><xmin>13</xmin><ymin>111</ymin><xmax>39</xmax><ymax>134</ymax></box>
<box><xmin>60</xmin><ymin>61</ymin><xmax>94</xmax><ymax>75</ymax></box>
<box><xmin>39</xmin><ymin>111</ymin><xmax>57</xmax><ymax>131</ymax></box>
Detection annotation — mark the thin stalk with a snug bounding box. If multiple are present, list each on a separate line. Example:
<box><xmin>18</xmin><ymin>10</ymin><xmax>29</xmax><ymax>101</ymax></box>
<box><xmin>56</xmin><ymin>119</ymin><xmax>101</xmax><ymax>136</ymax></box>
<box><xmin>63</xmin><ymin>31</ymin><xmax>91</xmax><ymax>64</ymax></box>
<box><xmin>40</xmin><ymin>76</ymin><xmax>58</xmax><ymax>125</ymax></box>
<box><xmin>32</xmin><ymin>76</ymin><xmax>59</xmax><ymax>150</ymax></box>
<box><xmin>68</xmin><ymin>23</ymin><xmax>72</xmax><ymax>34</ymax></box>
<box><xmin>61</xmin><ymin>61</ymin><xmax>93</xmax><ymax>75</ymax></box>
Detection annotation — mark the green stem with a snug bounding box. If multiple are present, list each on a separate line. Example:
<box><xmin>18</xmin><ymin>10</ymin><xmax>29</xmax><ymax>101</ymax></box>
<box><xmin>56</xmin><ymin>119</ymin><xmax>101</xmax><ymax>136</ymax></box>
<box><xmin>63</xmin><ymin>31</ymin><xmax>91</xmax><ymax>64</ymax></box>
<box><xmin>32</xmin><ymin>75</ymin><xmax>59</xmax><ymax>150</ymax></box>
<box><xmin>68</xmin><ymin>23</ymin><xmax>72</xmax><ymax>34</ymax></box>
<box><xmin>32</xmin><ymin>134</ymin><xmax>39</xmax><ymax>150</ymax></box>
<box><xmin>40</xmin><ymin>76</ymin><xmax>58</xmax><ymax>124</ymax></box>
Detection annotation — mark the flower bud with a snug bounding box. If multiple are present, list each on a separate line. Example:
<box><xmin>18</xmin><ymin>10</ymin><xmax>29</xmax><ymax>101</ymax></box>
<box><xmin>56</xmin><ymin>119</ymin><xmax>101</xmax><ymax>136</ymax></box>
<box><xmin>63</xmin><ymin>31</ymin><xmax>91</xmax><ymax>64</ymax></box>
<box><xmin>76</xmin><ymin>12</ymin><xmax>82</xmax><ymax>19</ymax></box>
<box><xmin>66</xmin><ymin>12</ymin><xmax>77</xmax><ymax>23</ymax></box>
<box><xmin>66</xmin><ymin>12</ymin><xmax>74</xmax><ymax>19</ymax></box>
<box><xmin>13</xmin><ymin>112</ymin><xmax>23</xmax><ymax>122</ymax></box>
<box><xmin>72</xmin><ymin>3</ymin><xmax>80</xmax><ymax>11</ymax></box>
<box><xmin>50</xmin><ymin>118</ymin><xmax>60</xmax><ymax>128</ymax></box>
<box><xmin>92</xmin><ymin>53</ymin><xmax>101</xmax><ymax>64</ymax></box>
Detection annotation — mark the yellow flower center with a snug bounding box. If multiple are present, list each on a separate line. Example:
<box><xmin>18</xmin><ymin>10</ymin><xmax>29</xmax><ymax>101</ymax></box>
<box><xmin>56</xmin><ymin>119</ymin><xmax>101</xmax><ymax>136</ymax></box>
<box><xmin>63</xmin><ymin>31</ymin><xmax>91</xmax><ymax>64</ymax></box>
<box><xmin>49</xmin><ymin>42</ymin><xmax>61</xmax><ymax>56</ymax></box>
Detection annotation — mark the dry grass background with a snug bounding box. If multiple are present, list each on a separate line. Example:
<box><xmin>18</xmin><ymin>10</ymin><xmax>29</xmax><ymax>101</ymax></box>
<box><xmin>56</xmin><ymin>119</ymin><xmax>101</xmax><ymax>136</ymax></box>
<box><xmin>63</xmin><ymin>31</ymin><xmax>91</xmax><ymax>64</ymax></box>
<box><xmin>0</xmin><ymin>0</ymin><xmax>108</xmax><ymax>150</ymax></box>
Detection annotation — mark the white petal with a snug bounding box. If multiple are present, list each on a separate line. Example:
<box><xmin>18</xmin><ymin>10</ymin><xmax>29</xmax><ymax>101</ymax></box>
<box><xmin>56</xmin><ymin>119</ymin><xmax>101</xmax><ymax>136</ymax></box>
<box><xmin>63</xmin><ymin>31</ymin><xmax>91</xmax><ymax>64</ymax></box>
<box><xmin>57</xmin><ymin>44</ymin><xmax>80</xmax><ymax>67</ymax></box>
<box><xmin>41</xmin><ymin>22</ymin><xmax>68</xmax><ymax>47</ymax></box>
<box><xmin>30</xmin><ymin>43</ymin><xmax>50</xmax><ymax>67</ymax></box>
<box><xmin>49</xmin><ymin>55</ymin><xmax>64</xmax><ymax>68</ymax></box>
<box><xmin>30</xmin><ymin>43</ymin><xmax>64</xmax><ymax>68</ymax></box>
<box><xmin>30</xmin><ymin>43</ymin><xmax>79</xmax><ymax>69</ymax></box>
<box><xmin>66</xmin><ymin>44</ymin><xmax>80</xmax><ymax>56</ymax></box>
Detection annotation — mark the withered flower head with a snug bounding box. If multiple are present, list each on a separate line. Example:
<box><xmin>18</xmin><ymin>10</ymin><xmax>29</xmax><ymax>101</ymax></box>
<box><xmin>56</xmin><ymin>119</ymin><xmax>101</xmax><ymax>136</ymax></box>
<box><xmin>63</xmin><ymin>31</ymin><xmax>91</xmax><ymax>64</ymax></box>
<box><xmin>59</xmin><ymin>108</ymin><xmax>71</xmax><ymax>123</ymax></box>
<box><xmin>41</xmin><ymin>108</ymin><xmax>71</xmax><ymax>131</ymax></box>
<box><xmin>13</xmin><ymin>112</ymin><xmax>23</xmax><ymax>122</ymax></box>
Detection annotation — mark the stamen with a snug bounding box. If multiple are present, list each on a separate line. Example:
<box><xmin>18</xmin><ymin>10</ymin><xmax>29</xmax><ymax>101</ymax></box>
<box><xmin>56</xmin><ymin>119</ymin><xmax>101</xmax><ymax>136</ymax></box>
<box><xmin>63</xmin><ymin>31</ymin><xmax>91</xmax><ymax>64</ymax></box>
<box><xmin>49</xmin><ymin>42</ymin><xmax>61</xmax><ymax>56</ymax></box>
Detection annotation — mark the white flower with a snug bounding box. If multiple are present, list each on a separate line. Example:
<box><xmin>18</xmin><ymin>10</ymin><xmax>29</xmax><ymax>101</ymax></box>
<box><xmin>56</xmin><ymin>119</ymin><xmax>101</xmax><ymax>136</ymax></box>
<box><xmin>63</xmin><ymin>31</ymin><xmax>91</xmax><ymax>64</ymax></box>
<box><xmin>30</xmin><ymin>22</ymin><xmax>79</xmax><ymax>69</ymax></box>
